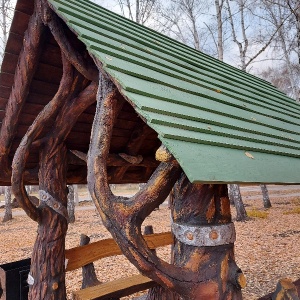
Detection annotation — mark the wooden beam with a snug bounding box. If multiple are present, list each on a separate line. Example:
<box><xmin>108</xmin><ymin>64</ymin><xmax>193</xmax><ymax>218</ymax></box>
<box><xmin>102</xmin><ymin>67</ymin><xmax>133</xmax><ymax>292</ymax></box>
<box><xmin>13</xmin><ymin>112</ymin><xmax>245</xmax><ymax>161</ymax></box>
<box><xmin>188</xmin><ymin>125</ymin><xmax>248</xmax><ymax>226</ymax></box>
<box><xmin>170</xmin><ymin>179</ymin><xmax>244</xmax><ymax>299</ymax></box>
<box><xmin>11</xmin><ymin>55</ymin><xmax>75</xmax><ymax>222</ymax></box>
<box><xmin>73</xmin><ymin>274</ymin><xmax>157</xmax><ymax>300</ymax></box>
<box><xmin>112</xmin><ymin>123</ymin><xmax>153</xmax><ymax>181</ymax></box>
<box><xmin>88</xmin><ymin>72</ymin><xmax>184</xmax><ymax>296</ymax></box>
<box><xmin>68</xmin><ymin>151</ymin><xmax>158</xmax><ymax>168</ymax></box>
<box><xmin>41</xmin><ymin>0</ymin><xmax>98</xmax><ymax>81</ymax></box>
<box><xmin>65</xmin><ymin>232</ymin><xmax>172</xmax><ymax>272</ymax></box>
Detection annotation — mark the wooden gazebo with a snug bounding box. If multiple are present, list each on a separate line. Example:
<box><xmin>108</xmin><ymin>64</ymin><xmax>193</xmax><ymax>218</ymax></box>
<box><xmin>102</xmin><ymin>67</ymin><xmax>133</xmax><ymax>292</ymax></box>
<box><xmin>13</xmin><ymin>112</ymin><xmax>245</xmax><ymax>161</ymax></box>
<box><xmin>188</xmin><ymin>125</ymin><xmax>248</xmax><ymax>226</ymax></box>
<box><xmin>1</xmin><ymin>0</ymin><xmax>300</xmax><ymax>299</ymax></box>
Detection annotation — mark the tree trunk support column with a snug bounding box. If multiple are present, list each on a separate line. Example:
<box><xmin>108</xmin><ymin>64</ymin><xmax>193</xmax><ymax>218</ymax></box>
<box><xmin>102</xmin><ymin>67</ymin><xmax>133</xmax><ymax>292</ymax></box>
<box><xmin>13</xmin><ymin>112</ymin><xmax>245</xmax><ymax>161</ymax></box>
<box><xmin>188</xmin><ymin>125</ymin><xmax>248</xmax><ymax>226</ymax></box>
<box><xmin>28</xmin><ymin>141</ymin><xmax>68</xmax><ymax>299</ymax></box>
<box><xmin>171</xmin><ymin>177</ymin><xmax>245</xmax><ymax>299</ymax></box>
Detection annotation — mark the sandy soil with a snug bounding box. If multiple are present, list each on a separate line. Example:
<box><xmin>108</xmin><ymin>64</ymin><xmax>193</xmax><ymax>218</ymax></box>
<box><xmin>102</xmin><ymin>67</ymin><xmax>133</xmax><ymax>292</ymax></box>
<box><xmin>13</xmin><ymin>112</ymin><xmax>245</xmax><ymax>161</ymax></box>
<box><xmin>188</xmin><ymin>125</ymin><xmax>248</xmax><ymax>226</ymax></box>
<box><xmin>0</xmin><ymin>188</ymin><xmax>300</xmax><ymax>299</ymax></box>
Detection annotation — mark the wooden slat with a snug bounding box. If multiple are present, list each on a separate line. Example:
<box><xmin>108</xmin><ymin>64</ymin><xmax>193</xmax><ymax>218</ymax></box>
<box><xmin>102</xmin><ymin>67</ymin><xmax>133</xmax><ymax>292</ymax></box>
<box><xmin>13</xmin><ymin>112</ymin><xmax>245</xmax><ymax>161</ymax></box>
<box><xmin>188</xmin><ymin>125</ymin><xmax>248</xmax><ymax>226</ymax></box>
<box><xmin>65</xmin><ymin>231</ymin><xmax>172</xmax><ymax>271</ymax></box>
<box><xmin>5</xmin><ymin>32</ymin><xmax>23</xmax><ymax>55</ymax></box>
<box><xmin>72</xmin><ymin>274</ymin><xmax>157</xmax><ymax>300</ymax></box>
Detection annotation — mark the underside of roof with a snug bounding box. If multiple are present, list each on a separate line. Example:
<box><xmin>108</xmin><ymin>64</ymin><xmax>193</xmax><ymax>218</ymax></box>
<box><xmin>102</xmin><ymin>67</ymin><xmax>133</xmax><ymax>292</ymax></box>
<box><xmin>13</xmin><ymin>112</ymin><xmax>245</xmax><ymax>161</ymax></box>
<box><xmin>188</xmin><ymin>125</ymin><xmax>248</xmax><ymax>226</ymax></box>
<box><xmin>0</xmin><ymin>0</ymin><xmax>300</xmax><ymax>185</ymax></box>
<box><xmin>48</xmin><ymin>0</ymin><xmax>300</xmax><ymax>184</ymax></box>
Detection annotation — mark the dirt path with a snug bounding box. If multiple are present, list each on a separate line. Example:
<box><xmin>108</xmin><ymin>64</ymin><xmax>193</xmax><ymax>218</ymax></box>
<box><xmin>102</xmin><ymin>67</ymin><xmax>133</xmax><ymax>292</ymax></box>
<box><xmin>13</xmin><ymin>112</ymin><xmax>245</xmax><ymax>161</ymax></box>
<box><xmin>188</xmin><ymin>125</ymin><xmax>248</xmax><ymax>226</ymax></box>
<box><xmin>0</xmin><ymin>186</ymin><xmax>300</xmax><ymax>299</ymax></box>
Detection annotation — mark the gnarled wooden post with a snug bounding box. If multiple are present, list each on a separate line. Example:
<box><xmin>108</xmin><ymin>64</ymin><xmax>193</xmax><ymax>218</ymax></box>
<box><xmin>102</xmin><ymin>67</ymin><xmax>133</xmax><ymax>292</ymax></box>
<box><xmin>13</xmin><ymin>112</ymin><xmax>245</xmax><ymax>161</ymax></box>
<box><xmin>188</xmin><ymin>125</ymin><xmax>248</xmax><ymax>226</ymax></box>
<box><xmin>171</xmin><ymin>176</ymin><xmax>245</xmax><ymax>299</ymax></box>
<box><xmin>12</xmin><ymin>42</ymin><xmax>98</xmax><ymax>299</ymax></box>
<box><xmin>88</xmin><ymin>71</ymin><xmax>246</xmax><ymax>299</ymax></box>
<box><xmin>29</xmin><ymin>140</ymin><xmax>69</xmax><ymax>299</ymax></box>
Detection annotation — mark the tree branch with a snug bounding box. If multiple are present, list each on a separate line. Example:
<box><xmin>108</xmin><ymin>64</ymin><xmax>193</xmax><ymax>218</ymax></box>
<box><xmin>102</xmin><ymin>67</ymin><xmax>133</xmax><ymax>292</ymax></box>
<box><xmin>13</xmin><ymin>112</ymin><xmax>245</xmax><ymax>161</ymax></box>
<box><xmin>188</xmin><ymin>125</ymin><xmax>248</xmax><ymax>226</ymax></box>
<box><xmin>40</xmin><ymin>0</ymin><xmax>98</xmax><ymax>81</ymax></box>
<box><xmin>0</xmin><ymin>6</ymin><xmax>46</xmax><ymax>177</ymax></box>
<box><xmin>11</xmin><ymin>55</ymin><xmax>75</xmax><ymax>222</ymax></box>
<box><xmin>88</xmin><ymin>70</ymin><xmax>204</xmax><ymax>297</ymax></box>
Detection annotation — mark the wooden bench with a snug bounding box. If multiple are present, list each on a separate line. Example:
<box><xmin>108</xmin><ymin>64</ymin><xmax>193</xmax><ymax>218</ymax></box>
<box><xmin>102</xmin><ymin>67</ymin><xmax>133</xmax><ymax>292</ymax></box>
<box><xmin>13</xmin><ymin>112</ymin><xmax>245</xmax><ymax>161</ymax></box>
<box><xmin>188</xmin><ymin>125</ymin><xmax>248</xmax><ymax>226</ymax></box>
<box><xmin>65</xmin><ymin>229</ymin><xmax>173</xmax><ymax>300</ymax></box>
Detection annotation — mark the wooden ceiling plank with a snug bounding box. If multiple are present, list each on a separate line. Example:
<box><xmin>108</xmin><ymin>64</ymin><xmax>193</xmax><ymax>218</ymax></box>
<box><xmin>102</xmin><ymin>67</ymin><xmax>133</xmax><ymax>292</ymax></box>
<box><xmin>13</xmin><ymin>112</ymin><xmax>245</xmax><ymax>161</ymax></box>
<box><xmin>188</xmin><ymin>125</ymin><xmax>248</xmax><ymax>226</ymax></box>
<box><xmin>0</xmin><ymin>9</ymin><xmax>46</xmax><ymax>178</ymax></box>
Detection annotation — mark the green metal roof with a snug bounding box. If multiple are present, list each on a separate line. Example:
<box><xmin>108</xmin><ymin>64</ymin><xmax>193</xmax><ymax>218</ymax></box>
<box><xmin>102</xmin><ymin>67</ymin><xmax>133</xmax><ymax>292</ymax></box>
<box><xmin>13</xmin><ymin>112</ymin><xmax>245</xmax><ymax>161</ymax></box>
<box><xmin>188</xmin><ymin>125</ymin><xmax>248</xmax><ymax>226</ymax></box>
<box><xmin>49</xmin><ymin>0</ymin><xmax>300</xmax><ymax>184</ymax></box>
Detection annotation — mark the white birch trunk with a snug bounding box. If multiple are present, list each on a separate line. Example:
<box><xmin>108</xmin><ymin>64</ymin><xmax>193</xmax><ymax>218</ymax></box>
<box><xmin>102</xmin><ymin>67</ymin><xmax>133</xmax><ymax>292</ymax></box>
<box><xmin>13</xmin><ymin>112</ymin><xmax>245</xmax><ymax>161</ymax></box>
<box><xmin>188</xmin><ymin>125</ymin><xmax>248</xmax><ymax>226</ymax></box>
<box><xmin>2</xmin><ymin>186</ymin><xmax>12</xmax><ymax>222</ymax></box>
<box><xmin>67</xmin><ymin>185</ymin><xmax>75</xmax><ymax>223</ymax></box>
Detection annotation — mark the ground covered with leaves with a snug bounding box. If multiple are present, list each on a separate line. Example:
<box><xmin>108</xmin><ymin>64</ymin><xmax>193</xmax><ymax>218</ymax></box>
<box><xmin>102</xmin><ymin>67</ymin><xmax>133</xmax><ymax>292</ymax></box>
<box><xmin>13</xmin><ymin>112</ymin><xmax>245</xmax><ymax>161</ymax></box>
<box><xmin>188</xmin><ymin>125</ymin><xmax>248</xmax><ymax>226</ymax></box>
<box><xmin>1</xmin><ymin>186</ymin><xmax>300</xmax><ymax>299</ymax></box>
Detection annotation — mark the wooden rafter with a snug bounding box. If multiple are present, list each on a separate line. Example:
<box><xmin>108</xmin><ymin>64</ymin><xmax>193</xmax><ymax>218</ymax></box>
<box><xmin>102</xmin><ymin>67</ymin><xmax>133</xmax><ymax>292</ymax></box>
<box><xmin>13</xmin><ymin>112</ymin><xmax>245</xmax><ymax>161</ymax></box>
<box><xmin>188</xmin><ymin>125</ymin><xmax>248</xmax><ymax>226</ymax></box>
<box><xmin>69</xmin><ymin>150</ymin><xmax>158</xmax><ymax>168</ymax></box>
<box><xmin>40</xmin><ymin>0</ymin><xmax>98</xmax><ymax>81</ymax></box>
<box><xmin>112</xmin><ymin>123</ymin><xmax>153</xmax><ymax>181</ymax></box>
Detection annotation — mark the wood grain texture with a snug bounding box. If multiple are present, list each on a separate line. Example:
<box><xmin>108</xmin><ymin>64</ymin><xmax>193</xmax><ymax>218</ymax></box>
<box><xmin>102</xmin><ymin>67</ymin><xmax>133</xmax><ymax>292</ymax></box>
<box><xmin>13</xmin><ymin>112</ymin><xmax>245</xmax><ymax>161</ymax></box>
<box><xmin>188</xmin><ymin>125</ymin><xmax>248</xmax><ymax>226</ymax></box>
<box><xmin>65</xmin><ymin>232</ymin><xmax>172</xmax><ymax>272</ymax></box>
<box><xmin>170</xmin><ymin>177</ymin><xmax>244</xmax><ymax>299</ymax></box>
<box><xmin>73</xmin><ymin>274</ymin><xmax>157</xmax><ymax>300</ymax></box>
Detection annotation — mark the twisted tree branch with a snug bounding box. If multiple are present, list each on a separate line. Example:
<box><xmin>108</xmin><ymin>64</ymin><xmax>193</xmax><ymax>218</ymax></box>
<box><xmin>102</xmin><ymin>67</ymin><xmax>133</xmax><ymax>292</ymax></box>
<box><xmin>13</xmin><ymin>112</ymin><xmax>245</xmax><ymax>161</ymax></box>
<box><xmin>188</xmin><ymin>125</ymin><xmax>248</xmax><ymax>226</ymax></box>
<box><xmin>39</xmin><ymin>0</ymin><xmax>98</xmax><ymax>81</ymax></box>
<box><xmin>88</xmin><ymin>72</ymin><xmax>209</xmax><ymax>297</ymax></box>
<box><xmin>11</xmin><ymin>55</ymin><xmax>75</xmax><ymax>222</ymax></box>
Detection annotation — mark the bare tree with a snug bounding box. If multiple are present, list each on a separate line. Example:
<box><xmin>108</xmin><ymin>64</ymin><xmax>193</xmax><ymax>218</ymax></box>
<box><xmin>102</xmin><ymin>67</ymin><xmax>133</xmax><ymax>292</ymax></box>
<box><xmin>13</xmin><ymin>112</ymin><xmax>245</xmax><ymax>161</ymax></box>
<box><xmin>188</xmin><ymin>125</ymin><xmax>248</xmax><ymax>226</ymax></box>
<box><xmin>155</xmin><ymin>0</ymin><xmax>212</xmax><ymax>51</ymax></box>
<box><xmin>111</xmin><ymin>0</ymin><xmax>159</xmax><ymax>25</ymax></box>
<box><xmin>260</xmin><ymin>184</ymin><xmax>271</xmax><ymax>208</ymax></box>
<box><xmin>214</xmin><ymin>0</ymin><xmax>226</xmax><ymax>60</ymax></box>
<box><xmin>67</xmin><ymin>185</ymin><xmax>75</xmax><ymax>223</ymax></box>
<box><xmin>228</xmin><ymin>184</ymin><xmax>248</xmax><ymax>221</ymax></box>
<box><xmin>2</xmin><ymin>186</ymin><xmax>12</xmax><ymax>222</ymax></box>
<box><xmin>0</xmin><ymin>0</ymin><xmax>13</xmax><ymax>61</ymax></box>
<box><xmin>73</xmin><ymin>184</ymin><xmax>79</xmax><ymax>206</ymax></box>
<box><xmin>261</xmin><ymin>0</ymin><xmax>300</xmax><ymax>100</ymax></box>
<box><xmin>225</xmin><ymin>0</ymin><xmax>283</xmax><ymax>71</ymax></box>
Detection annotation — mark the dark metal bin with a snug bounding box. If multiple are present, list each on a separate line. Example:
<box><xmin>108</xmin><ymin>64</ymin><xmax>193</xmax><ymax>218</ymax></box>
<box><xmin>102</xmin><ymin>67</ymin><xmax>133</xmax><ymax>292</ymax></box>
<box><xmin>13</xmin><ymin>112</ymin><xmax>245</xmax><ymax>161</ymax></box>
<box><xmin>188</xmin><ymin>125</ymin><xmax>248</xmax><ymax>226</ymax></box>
<box><xmin>0</xmin><ymin>258</ymin><xmax>30</xmax><ymax>300</ymax></box>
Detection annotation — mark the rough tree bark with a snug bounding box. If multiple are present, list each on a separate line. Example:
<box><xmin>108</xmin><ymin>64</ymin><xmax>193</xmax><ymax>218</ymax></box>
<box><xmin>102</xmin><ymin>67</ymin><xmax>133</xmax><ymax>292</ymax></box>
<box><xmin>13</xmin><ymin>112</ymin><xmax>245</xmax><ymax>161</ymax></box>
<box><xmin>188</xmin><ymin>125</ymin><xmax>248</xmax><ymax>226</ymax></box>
<box><xmin>228</xmin><ymin>184</ymin><xmax>248</xmax><ymax>221</ymax></box>
<box><xmin>11</xmin><ymin>55</ymin><xmax>76</xmax><ymax>299</ymax></box>
<box><xmin>87</xmin><ymin>72</ymin><xmax>246</xmax><ymax>299</ymax></box>
<box><xmin>67</xmin><ymin>185</ymin><xmax>75</xmax><ymax>223</ymax></box>
<box><xmin>171</xmin><ymin>177</ymin><xmax>244</xmax><ymax>299</ymax></box>
<box><xmin>143</xmin><ymin>225</ymin><xmax>180</xmax><ymax>300</ymax></box>
<box><xmin>2</xmin><ymin>186</ymin><xmax>12</xmax><ymax>222</ymax></box>
<box><xmin>12</xmin><ymin>44</ymin><xmax>97</xmax><ymax>300</ymax></box>
<box><xmin>28</xmin><ymin>141</ymin><xmax>69</xmax><ymax>299</ymax></box>
<box><xmin>260</xmin><ymin>184</ymin><xmax>271</xmax><ymax>208</ymax></box>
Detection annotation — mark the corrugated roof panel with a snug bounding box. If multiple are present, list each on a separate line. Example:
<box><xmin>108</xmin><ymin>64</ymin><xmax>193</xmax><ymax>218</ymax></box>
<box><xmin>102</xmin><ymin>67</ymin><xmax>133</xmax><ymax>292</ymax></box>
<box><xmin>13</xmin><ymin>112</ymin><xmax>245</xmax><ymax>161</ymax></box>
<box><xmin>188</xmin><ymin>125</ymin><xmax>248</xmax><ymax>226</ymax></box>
<box><xmin>49</xmin><ymin>0</ymin><xmax>300</xmax><ymax>183</ymax></box>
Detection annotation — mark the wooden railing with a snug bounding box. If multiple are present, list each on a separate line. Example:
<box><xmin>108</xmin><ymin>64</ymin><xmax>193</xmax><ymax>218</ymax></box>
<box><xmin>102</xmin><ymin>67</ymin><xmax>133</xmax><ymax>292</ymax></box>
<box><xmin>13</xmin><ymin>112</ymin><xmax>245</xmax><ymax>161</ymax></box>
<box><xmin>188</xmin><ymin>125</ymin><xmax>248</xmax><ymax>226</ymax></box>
<box><xmin>65</xmin><ymin>231</ymin><xmax>173</xmax><ymax>300</ymax></box>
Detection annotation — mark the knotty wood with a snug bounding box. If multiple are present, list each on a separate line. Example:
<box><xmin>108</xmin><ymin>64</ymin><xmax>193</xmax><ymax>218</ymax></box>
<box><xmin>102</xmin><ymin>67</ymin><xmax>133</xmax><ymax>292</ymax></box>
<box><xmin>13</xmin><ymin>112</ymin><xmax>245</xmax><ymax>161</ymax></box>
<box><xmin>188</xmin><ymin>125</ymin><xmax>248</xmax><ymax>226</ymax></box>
<box><xmin>73</xmin><ymin>274</ymin><xmax>157</xmax><ymax>300</ymax></box>
<box><xmin>28</xmin><ymin>141</ymin><xmax>68</xmax><ymax>300</ymax></box>
<box><xmin>11</xmin><ymin>55</ymin><xmax>75</xmax><ymax>222</ymax></box>
<box><xmin>65</xmin><ymin>232</ymin><xmax>172</xmax><ymax>272</ymax></box>
<box><xmin>68</xmin><ymin>151</ymin><xmax>158</xmax><ymax>168</ymax></box>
